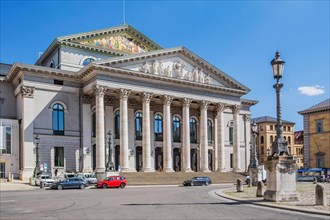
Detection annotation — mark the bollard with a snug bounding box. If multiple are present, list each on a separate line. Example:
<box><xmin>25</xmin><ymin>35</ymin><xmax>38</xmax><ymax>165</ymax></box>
<box><xmin>40</xmin><ymin>181</ymin><xmax>45</xmax><ymax>189</ymax></box>
<box><xmin>315</xmin><ymin>184</ymin><xmax>327</xmax><ymax>206</ymax></box>
<box><xmin>236</xmin><ymin>179</ymin><xmax>244</xmax><ymax>192</ymax></box>
<box><xmin>256</xmin><ymin>181</ymin><xmax>264</xmax><ymax>197</ymax></box>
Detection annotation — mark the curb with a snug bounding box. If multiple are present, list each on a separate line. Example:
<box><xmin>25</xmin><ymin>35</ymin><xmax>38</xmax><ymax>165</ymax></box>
<box><xmin>215</xmin><ymin>188</ymin><xmax>330</xmax><ymax>216</ymax></box>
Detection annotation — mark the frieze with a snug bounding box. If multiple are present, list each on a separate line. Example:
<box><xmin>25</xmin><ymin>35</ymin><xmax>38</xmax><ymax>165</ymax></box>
<box><xmin>20</xmin><ymin>86</ymin><xmax>35</xmax><ymax>98</ymax></box>
<box><xmin>138</xmin><ymin>59</ymin><xmax>211</xmax><ymax>85</ymax></box>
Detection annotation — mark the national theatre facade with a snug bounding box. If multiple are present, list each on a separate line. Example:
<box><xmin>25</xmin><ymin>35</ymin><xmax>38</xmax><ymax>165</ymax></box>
<box><xmin>0</xmin><ymin>25</ymin><xmax>257</xmax><ymax>180</ymax></box>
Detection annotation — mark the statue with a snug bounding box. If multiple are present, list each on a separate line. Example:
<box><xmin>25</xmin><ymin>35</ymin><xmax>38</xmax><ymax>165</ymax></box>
<box><xmin>205</xmin><ymin>74</ymin><xmax>210</xmax><ymax>84</ymax></box>
<box><xmin>193</xmin><ymin>67</ymin><xmax>199</xmax><ymax>82</ymax></box>
<box><xmin>199</xmin><ymin>69</ymin><xmax>205</xmax><ymax>83</ymax></box>
<box><xmin>139</xmin><ymin>62</ymin><xmax>152</xmax><ymax>74</ymax></box>
<box><xmin>158</xmin><ymin>61</ymin><xmax>164</xmax><ymax>75</ymax></box>
<box><xmin>164</xmin><ymin>66</ymin><xmax>171</xmax><ymax>77</ymax></box>
<box><xmin>172</xmin><ymin>60</ymin><xmax>185</xmax><ymax>79</ymax></box>
<box><xmin>153</xmin><ymin>60</ymin><xmax>159</xmax><ymax>75</ymax></box>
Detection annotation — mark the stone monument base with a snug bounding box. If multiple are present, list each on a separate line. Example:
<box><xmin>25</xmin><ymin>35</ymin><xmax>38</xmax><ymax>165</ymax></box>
<box><xmin>264</xmin><ymin>155</ymin><xmax>300</xmax><ymax>202</ymax></box>
<box><xmin>249</xmin><ymin>167</ymin><xmax>261</xmax><ymax>186</ymax></box>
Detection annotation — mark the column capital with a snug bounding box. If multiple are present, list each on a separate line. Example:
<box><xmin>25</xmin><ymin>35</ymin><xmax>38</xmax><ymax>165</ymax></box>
<box><xmin>20</xmin><ymin>86</ymin><xmax>35</xmax><ymax>98</ymax></box>
<box><xmin>215</xmin><ymin>103</ymin><xmax>226</xmax><ymax>113</ymax></box>
<box><xmin>243</xmin><ymin>114</ymin><xmax>251</xmax><ymax>122</ymax></box>
<box><xmin>140</xmin><ymin>92</ymin><xmax>153</xmax><ymax>102</ymax></box>
<box><xmin>93</xmin><ymin>85</ymin><xmax>107</xmax><ymax>98</ymax></box>
<box><xmin>116</xmin><ymin>88</ymin><xmax>131</xmax><ymax>100</ymax></box>
<box><xmin>231</xmin><ymin>105</ymin><xmax>241</xmax><ymax>114</ymax></box>
<box><xmin>162</xmin><ymin>95</ymin><xmax>174</xmax><ymax>106</ymax></box>
<box><xmin>181</xmin><ymin>98</ymin><xmax>192</xmax><ymax>108</ymax></box>
<box><xmin>199</xmin><ymin>100</ymin><xmax>210</xmax><ymax>110</ymax></box>
<box><xmin>82</xmin><ymin>94</ymin><xmax>93</xmax><ymax>104</ymax></box>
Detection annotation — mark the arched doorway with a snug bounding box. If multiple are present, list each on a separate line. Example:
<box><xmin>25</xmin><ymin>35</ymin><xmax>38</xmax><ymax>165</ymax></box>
<box><xmin>136</xmin><ymin>146</ymin><xmax>142</xmax><ymax>172</ymax></box>
<box><xmin>92</xmin><ymin>144</ymin><xmax>96</xmax><ymax>170</ymax></box>
<box><xmin>191</xmin><ymin>148</ymin><xmax>198</xmax><ymax>172</ymax></box>
<box><xmin>115</xmin><ymin>145</ymin><xmax>120</xmax><ymax>171</ymax></box>
<box><xmin>173</xmin><ymin>148</ymin><xmax>181</xmax><ymax>172</ymax></box>
<box><xmin>155</xmin><ymin>147</ymin><xmax>163</xmax><ymax>171</ymax></box>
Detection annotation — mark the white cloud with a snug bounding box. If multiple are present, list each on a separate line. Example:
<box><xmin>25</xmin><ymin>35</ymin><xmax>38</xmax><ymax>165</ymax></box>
<box><xmin>298</xmin><ymin>85</ymin><xmax>325</xmax><ymax>96</ymax></box>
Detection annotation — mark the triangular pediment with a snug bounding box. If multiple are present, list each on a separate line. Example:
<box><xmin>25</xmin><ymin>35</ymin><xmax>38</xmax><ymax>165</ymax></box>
<box><xmin>94</xmin><ymin>47</ymin><xmax>250</xmax><ymax>92</ymax></box>
<box><xmin>58</xmin><ymin>25</ymin><xmax>162</xmax><ymax>55</ymax></box>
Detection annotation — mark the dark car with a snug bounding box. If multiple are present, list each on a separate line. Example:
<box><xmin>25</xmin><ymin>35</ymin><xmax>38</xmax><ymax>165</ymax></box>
<box><xmin>51</xmin><ymin>177</ymin><xmax>89</xmax><ymax>190</ymax></box>
<box><xmin>95</xmin><ymin>175</ymin><xmax>126</xmax><ymax>189</ymax></box>
<box><xmin>183</xmin><ymin>177</ymin><xmax>212</xmax><ymax>186</ymax></box>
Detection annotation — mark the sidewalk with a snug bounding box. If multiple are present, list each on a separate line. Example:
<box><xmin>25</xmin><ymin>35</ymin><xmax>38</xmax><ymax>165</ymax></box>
<box><xmin>216</xmin><ymin>182</ymin><xmax>330</xmax><ymax>216</ymax></box>
<box><xmin>0</xmin><ymin>179</ymin><xmax>38</xmax><ymax>191</ymax></box>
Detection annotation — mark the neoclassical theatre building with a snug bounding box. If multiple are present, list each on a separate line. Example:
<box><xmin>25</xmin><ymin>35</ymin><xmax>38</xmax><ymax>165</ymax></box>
<box><xmin>0</xmin><ymin>25</ymin><xmax>257</xmax><ymax>180</ymax></box>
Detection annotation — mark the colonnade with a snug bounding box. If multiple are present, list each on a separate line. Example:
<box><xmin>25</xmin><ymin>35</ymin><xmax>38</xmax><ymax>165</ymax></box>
<box><xmin>92</xmin><ymin>85</ymin><xmax>245</xmax><ymax>174</ymax></box>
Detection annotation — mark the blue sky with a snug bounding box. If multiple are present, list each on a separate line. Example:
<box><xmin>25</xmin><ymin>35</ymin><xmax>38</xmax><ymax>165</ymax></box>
<box><xmin>1</xmin><ymin>0</ymin><xmax>329</xmax><ymax>130</ymax></box>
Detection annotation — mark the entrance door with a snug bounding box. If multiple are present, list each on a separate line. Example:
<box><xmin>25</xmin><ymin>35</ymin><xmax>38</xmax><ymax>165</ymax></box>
<box><xmin>173</xmin><ymin>148</ymin><xmax>181</xmax><ymax>172</ymax></box>
<box><xmin>155</xmin><ymin>147</ymin><xmax>163</xmax><ymax>171</ymax></box>
<box><xmin>92</xmin><ymin>144</ymin><xmax>96</xmax><ymax>170</ymax></box>
<box><xmin>191</xmin><ymin>149</ymin><xmax>198</xmax><ymax>172</ymax></box>
<box><xmin>0</xmin><ymin>163</ymin><xmax>5</xmax><ymax>178</ymax></box>
<box><xmin>135</xmin><ymin>146</ymin><xmax>142</xmax><ymax>172</ymax></box>
<box><xmin>115</xmin><ymin>145</ymin><xmax>120</xmax><ymax>171</ymax></box>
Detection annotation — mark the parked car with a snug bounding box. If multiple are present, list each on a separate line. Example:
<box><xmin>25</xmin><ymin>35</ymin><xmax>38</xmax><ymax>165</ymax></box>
<box><xmin>76</xmin><ymin>173</ymin><xmax>98</xmax><ymax>184</ymax></box>
<box><xmin>35</xmin><ymin>174</ymin><xmax>55</xmax><ymax>186</ymax></box>
<box><xmin>51</xmin><ymin>177</ymin><xmax>89</xmax><ymax>190</ymax></box>
<box><xmin>96</xmin><ymin>175</ymin><xmax>126</xmax><ymax>189</ymax></box>
<box><xmin>183</xmin><ymin>177</ymin><xmax>212</xmax><ymax>186</ymax></box>
<box><xmin>297</xmin><ymin>176</ymin><xmax>315</xmax><ymax>182</ymax></box>
<box><xmin>54</xmin><ymin>173</ymin><xmax>76</xmax><ymax>181</ymax></box>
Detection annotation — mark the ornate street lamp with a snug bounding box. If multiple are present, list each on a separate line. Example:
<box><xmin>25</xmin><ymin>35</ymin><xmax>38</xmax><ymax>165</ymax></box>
<box><xmin>270</xmin><ymin>51</ymin><xmax>290</xmax><ymax>157</ymax></box>
<box><xmin>249</xmin><ymin>122</ymin><xmax>259</xmax><ymax>168</ymax></box>
<box><xmin>34</xmin><ymin>135</ymin><xmax>40</xmax><ymax>178</ymax></box>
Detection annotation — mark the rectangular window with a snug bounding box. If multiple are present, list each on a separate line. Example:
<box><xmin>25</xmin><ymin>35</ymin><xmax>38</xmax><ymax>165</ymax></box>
<box><xmin>315</xmin><ymin>120</ymin><xmax>323</xmax><ymax>133</ymax></box>
<box><xmin>0</xmin><ymin>126</ymin><xmax>11</xmax><ymax>154</ymax></box>
<box><xmin>270</xmin><ymin>125</ymin><xmax>274</xmax><ymax>130</ymax></box>
<box><xmin>54</xmin><ymin>147</ymin><xmax>64</xmax><ymax>167</ymax></box>
<box><xmin>230</xmin><ymin>153</ymin><xmax>233</xmax><ymax>168</ymax></box>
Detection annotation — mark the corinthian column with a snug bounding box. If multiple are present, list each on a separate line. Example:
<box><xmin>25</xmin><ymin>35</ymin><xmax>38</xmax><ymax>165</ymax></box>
<box><xmin>162</xmin><ymin>95</ymin><xmax>174</xmax><ymax>172</ymax></box>
<box><xmin>116</xmin><ymin>88</ymin><xmax>131</xmax><ymax>172</ymax></box>
<box><xmin>141</xmin><ymin>92</ymin><xmax>154</xmax><ymax>172</ymax></box>
<box><xmin>232</xmin><ymin>105</ymin><xmax>241</xmax><ymax>172</ymax></box>
<box><xmin>215</xmin><ymin>103</ymin><xmax>226</xmax><ymax>172</ymax></box>
<box><xmin>181</xmin><ymin>98</ymin><xmax>192</xmax><ymax>172</ymax></box>
<box><xmin>199</xmin><ymin>100</ymin><xmax>210</xmax><ymax>172</ymax></box>
<box><xmin>94</xmin><ymin>85</ymin><xmax>107</xmax><ymax>174</ymax></box>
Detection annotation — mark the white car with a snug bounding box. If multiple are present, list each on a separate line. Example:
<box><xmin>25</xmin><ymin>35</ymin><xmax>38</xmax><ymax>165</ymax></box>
<box><xmin>36</xmin><ymin>175</ymin><xmax>55</xmax><ymax>186</ymax></box>
<box><xmin>76</xmin><ymin>173</ymin><xmax>98</xmax><ymax>184</ymax></box>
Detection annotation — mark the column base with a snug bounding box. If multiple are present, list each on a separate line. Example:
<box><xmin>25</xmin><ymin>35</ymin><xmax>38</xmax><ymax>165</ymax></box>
<box><xmin>121</xmin><ymin>168</ymin><xmax>137</xmax><ymax>172</ymax></box>
<box><xmin>216</xmin><ymin>168</ymin><xmax>228</xmax><ymax>172</ymax></box>
<box><xmin>183</xmin><ymin>168</ymin><xmax>193</xmax><ymax>172</ymax></box>
<box><xmin>201</xmin><ymin>168</ymin><xmax>211</xmax><ymax>173</ymax></box>
<box><xmin>163</xmin><ymin>168</ymin><xmax>174</xmax><ymax>172</ymax></box>
<box><xmin>232</xmin><ymin>168</ymin><xmax>242</xmax><ymax>173</ymax></box>
<box><xmin>141</xmin><ymin>168</ymin><xmax>155</xmax><ymax>172</ymax></box>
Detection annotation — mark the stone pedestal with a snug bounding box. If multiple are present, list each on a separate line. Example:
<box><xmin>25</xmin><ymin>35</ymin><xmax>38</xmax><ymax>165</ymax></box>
<box><xmin>249</xmin><ymin>167</ymin><xmax>261</xmax><ymax>186</ymax></box>
<box><xmin>264</xmin><ymin>155</ymin><xmax>300</xmax><ymax>202</ymax></box>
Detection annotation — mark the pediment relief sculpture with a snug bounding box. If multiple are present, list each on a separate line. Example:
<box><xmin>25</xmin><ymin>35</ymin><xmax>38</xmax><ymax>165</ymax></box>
<box><xmin>138</xmin><ymin>59</ymin><xmax>210</xmax><ymax>84</ymax></box>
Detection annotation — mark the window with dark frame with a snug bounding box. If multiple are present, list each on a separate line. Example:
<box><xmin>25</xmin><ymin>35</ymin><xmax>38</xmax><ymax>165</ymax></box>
<box><xmin>54</xmin><ymin>147</ymin><xmax>64</xmax><ymax>167</ymax></box>
<box><xmin>52</xmin><ymin>103</ymin><xmax>64</xmax><ymax>135</ymax></box>
<box><xmin>135</xmin><ymin>112</ymin><xmax>142</xmax><ymax>140</ymax></box>
<box><xmin>190</xmin><ymin>118</ymin><xmax>197</xmax><ymax>143</ymax></box>
<box><xmin>172</xmin><ymin>116</ymin><xmax>181</xmax><ymax>142</ymax></box>
<box><xmin>154</xmin><ymin>114</ymin><xmax>163</xmax><ymax>141</ymax></box>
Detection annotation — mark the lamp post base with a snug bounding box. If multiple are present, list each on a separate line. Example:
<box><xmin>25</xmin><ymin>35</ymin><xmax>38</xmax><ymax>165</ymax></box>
<box><xmin>264</xmin><ymin>155</ymin><xmax>299</xmax><ymax>202</ymax></box>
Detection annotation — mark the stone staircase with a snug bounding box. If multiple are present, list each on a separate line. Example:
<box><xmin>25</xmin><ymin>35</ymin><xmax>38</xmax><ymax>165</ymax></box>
<box><xmin>120</xmin><ymin>171</ymin><xmax>246</xmax><ymax>185</ymax></box>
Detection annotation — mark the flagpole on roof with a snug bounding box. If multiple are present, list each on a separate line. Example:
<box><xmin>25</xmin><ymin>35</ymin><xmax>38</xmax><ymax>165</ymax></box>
<box><xmin>122</xmin><ymin>0</ymin><xmax>126</xmax><ymax>25</ymax></box>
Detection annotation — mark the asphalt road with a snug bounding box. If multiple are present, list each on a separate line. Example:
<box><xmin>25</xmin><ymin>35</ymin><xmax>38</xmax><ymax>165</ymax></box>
<box><xmin>0</xmin><ymin>184</ymin><xmax>328</xmax><ymax>220</ymax></box>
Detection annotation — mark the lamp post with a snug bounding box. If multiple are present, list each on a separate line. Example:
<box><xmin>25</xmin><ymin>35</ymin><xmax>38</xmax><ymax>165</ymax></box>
<box><xmin>249</xmin><ymin>122</ymin><xmax>259</xmax><ymax>168</ymax></box>
<box><xmin>34</xmin><ymin>135</ymin><xmax>40</xmax><ymax>178</ymax></box>
<box><xmin>106</xmin><ymin>130</ymin><xmax>114</xmax><ymax>172</ymax></box>
<box><xmin>264</xmin><ymin>51</ymin><xmax>299</xmax><ymax>202</ymax></box>
<box><xmin>270</xmin><ymin>51</ymin><xmax>290</xmax><ymax>157</ymax></box>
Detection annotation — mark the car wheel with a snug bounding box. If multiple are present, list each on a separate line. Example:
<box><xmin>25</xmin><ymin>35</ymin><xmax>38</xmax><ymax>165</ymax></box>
<box><xmin>80</xmin><ymin>184</ymin><xmax>86</xmax><ymax>189</ymax></box>
<box><xmin>57</xmin><ymin>185</ymin><xmax>63</xmax><ymax>190</ymax></box>
<box><xmin>205</xmin><ymin>182</ymin><xmax>209</xmax><ymax>186</ymax></box>
<box><xmin>120</xmin><ymin>183</ymin><xmax>125</xmax><ymax>188</ymax></box>
<box><xmin>102</xmin><ymin>184</ymin><xmax>108</xmax><ymax>189</ymax></box>
<box><xmin>191</xmin><ymin>182</ymin><xmax>194</xmax><ymax>186</ymax></box>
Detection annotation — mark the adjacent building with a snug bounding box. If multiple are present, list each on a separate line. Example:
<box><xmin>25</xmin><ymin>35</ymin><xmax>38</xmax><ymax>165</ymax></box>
<box><xmin>298</xmin><ymin>98</ymin><xmax>330</xmax><ymax>169</ymax></box>
<box><xmin>252</xmin><ymin>116</ymin><xmax>295</xmax><ymax>164</ymax></box>
<box><xmin>0</xmin><ymin>25</ymin><xmax>257</xmax><ymax>180</ymax></box>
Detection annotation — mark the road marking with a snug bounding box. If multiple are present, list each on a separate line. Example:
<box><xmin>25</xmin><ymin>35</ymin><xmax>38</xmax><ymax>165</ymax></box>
<box><xmin>0</xmin><ymin>200</ymin><xmax>16</xmax><ymax>203</ymax></box>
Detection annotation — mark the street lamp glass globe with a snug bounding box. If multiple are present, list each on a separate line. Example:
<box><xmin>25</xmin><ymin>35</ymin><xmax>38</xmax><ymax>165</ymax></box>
<box><xmin>271</xmin><ymin>51</ymin><xmax>285</xmax><ymax>79</ymax></box>
<box><xmin>252</xmin><ymin>122</ymin><xmax>258</xmax><ymax>133</ymax></box>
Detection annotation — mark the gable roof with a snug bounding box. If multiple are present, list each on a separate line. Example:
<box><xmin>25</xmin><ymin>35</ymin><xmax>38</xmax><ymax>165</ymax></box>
<box><xmin>298</xmin><ymin>98</ymin><xmax>330</xmax><ymax>115</ymax></box>
<box><xmin>93</xmin><ymin>46</ymin><xmax>250</xmax><ymax>92</ymax></box>
<box><xmin>35</xmin><ymin>25</ymin><xmax>162</xmax><ymax>65</ymax></box>
<box><xmin>252</xmin><ymin>116</ymin><xmax>295</xmax><ymax>124</ymax></box>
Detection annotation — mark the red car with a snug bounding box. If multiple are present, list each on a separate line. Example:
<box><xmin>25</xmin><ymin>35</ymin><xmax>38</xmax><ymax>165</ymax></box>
<box><xmin>96</xmin><ymin>175</ymin><xmax>126</xmax><ymax>189</ymax></box>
